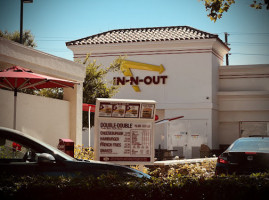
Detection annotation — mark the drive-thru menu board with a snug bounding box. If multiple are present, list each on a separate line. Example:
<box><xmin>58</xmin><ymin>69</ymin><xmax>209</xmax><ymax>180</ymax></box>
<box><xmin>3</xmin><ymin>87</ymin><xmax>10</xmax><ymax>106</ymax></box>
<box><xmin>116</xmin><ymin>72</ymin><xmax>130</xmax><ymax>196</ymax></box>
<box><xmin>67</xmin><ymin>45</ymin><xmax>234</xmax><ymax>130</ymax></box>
<box><xmin>94</xmin><ymin>98</ymin><xmax>156</xmax><ymax>165</ymax></box>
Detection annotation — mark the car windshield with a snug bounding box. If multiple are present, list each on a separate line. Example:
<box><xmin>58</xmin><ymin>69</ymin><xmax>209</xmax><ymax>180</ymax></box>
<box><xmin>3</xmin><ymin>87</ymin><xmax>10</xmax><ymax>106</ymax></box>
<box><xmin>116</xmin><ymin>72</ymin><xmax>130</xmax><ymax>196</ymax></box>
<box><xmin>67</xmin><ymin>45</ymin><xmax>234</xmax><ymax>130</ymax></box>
<box><xmin>229</xmin><ymin>138</ymin><xmax>269</xmax><ymax>153</ymax></box>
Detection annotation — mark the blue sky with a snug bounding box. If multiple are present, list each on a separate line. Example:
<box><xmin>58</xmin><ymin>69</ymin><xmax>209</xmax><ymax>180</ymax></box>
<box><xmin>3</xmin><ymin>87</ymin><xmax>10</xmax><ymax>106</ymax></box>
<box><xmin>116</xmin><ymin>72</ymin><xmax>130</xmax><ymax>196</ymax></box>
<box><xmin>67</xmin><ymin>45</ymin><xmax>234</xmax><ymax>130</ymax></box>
<box><xmin>0</xmin><ymin>0</ymin><xmax>268</xmax><ymax>65</ymax></box>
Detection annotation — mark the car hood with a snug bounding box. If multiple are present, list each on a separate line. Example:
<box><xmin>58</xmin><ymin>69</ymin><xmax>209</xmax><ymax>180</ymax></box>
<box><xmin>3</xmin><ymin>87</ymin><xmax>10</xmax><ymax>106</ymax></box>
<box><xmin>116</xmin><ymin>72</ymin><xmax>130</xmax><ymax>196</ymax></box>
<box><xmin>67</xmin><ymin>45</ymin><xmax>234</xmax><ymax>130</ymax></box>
<box><xmin>64</xmin><ymin>159</ymin><xmax>151</xmax><ymax>179</ymax></box>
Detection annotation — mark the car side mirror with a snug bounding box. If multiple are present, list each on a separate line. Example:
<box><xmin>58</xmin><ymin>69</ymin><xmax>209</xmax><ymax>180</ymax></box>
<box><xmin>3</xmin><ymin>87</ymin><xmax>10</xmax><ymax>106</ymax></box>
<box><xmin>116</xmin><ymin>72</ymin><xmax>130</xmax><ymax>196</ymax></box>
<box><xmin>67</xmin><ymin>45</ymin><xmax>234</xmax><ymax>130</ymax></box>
<box><xmin>37</xmin><ymin>153</ymin><xmax>56</xmax><ymax>164</ymax></box>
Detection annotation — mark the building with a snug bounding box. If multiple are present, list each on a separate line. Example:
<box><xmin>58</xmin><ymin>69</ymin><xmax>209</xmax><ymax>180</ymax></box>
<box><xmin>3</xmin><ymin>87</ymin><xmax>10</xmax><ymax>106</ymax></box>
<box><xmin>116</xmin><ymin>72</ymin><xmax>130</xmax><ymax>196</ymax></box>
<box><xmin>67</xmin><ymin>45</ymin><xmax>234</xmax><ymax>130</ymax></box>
<box><xmin>66</xmin><ymin>26</ymin><xmax>269</xmax><ymax>158</ymax></box>
<box><xmin>0</xmin><ymin>37</ymin><xmax>85</xmax><ymax>147</ymax></box>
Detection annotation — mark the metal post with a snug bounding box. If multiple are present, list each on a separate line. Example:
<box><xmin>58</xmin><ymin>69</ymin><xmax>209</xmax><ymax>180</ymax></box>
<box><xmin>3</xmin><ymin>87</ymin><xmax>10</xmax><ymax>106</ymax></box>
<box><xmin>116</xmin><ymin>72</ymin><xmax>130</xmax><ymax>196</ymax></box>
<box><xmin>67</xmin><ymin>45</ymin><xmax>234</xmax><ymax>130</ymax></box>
<box><xmin>225</xmin><ymin>32</ymin><xmax>229</xmax><ymax>66</ymax></box>
<box><xmin>20</xmin><ymin>0</ymin><xmax>33</xmax><ymax>44</ymax></box>
<box><xmin>13</xmin><ymin>89</ymin><xmax>18</xmax><ymax>129</ymax></box>
<box><xmin>20</xmin><ymin>0</ymin><xmax>23</xmax><ymax>44</ymax></box>
<box><xmin>88</xmin><ymin>106</ymin><xmax>91</xmax><ymax>147</ymax></box>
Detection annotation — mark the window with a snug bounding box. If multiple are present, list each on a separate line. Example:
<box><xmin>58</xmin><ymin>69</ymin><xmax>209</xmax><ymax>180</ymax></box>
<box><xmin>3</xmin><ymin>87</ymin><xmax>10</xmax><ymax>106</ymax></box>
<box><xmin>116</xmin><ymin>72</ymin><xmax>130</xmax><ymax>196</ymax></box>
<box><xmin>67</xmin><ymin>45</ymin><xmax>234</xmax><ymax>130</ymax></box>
<box><xmin>231</xmin><ymin>139</ymin><xmax>269</xmax><ymax>153</ymax></box>
<box><xmin>240</xmin><ymin>121</ymin><xmax>269</xmax><ymax>137</ymax></box>
<box><xmin>0</xmin><ymin>137</ymin><xmax>37</xmax><ymax>162</ymax></box>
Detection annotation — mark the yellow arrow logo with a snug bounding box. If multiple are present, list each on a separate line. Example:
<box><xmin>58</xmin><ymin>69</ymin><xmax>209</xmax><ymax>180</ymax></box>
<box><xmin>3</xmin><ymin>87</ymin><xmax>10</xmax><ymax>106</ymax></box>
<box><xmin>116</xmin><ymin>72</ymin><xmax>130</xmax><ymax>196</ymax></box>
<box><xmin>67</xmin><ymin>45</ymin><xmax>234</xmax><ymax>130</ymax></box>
<box><xmin>121</xmin><ymin>60</ymin><xmax>165</xmax><ymax>76</ymax></box>
<box><xmin>120</xmin><ymin>60</ymin><xmax>165</xmax><ymax>92</ymax></box>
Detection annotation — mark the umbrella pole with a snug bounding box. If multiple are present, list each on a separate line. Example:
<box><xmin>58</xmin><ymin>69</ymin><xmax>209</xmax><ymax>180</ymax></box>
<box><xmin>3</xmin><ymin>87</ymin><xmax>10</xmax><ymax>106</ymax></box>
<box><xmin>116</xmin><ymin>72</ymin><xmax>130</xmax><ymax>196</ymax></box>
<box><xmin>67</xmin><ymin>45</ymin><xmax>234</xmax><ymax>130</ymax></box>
<box><xmin>13</xmin><ymin>89</ymin><xmax>17</xmax><ymax>130</ymax></box>
<box><xmin>88</xmin><ymin>106</ymin><xmax>91</xmax><ymax>147</ymax></box>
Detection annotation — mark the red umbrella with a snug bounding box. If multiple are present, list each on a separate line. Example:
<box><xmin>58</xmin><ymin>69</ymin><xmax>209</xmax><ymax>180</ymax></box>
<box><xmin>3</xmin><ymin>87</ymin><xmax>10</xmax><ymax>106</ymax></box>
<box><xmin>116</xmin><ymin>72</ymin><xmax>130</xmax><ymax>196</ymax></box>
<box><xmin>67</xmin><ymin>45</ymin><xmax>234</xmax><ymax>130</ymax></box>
<box><xmin>155</xmin><ymin>116</ymin><xmax>184</xmax><ymax>124</ymax></box>
<box><xmin>0</xmin><ymin>66</ymin><xmax>78</xmax><ymax>129</ymax></box>
<box><xmin>82</xmin><ymin>103</ymin><xmax>96</xmax><ymax>112</ymax></box>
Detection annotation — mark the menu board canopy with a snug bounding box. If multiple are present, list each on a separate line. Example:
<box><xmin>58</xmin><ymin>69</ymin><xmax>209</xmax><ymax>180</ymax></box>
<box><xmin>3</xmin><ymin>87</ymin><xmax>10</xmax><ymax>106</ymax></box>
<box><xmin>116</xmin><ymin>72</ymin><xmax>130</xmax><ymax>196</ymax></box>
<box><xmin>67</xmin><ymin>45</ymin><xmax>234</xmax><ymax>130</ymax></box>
<box><xmin>94</xmin><ymin>98</ymin><xmax>156</xmax><ymax>165</ymax></box>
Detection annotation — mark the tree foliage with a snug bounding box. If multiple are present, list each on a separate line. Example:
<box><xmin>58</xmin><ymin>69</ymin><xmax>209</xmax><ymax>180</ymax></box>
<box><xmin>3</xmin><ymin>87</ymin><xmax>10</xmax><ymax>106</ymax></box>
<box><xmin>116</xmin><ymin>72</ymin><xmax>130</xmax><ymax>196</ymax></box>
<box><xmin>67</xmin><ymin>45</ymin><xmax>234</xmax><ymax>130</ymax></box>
<box><xmin>0</xmin><ymin>30</ymin><xmax>62</xmax><ymax>98</ymax></box>
<box><xmin>200</xmin><ymin>0</ymin><xmax>269</xmax><ymax>22</ymax></box>
<box><xmin>81</xmin><ymin>55</ymin><xmax>123</xmax><ymax>127</ymax></box>
<box><xmin>0</xmin><ymin>30</ymin><xmax>37</xmax><ymax>47</ymax></box>
<box><xmin>250</xmin><ymin>0</ymin><xmax>269</xmax><ymax>9</ymax></box>
<box><xmin>37</xmin><ymin>88</ymin><xmax>63</xmax><ymax>99</ymax></box>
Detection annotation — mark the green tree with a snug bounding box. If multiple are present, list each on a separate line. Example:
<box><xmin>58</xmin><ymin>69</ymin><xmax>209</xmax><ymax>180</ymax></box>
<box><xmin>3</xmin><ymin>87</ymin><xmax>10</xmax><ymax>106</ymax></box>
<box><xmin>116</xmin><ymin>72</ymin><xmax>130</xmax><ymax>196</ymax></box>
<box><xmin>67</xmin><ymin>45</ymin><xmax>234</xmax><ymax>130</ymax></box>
<box><xmin>1</xmin><ymin>30</ymin><xmax>63</xmax><ymax>98</ymax></box>
<box><xmin>81</xmin><ymin>56</ymin><xmax>122</xmax><ymax>127</ymax></box>
<box><xmin>38</xmin><ymin>88</ymin><xmax>63</xmax><ymax>99</ymax></box>
<box><xmin>0</xmin><ymin>30</ymin><xmax>37</xmax><ymax>95</ymax></box>
<box><xmin>0</xmin><ymin>30</ymin><xmax>37</xmax><ymax>47</ymax></box>
<box><xmin>200</xmin><ymin>0</ymin><xmax>269</xmax><ymax>22</ymax></box>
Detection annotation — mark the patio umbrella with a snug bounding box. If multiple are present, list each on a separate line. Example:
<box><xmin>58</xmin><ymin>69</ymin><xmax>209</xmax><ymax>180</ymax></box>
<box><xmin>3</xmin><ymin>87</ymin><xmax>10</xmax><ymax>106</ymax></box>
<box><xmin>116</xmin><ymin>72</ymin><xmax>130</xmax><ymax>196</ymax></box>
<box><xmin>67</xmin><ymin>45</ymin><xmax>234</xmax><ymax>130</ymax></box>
<box><xmin>0</xmin><ymin>66</ymin><xmax>78</xmax><ymax>129</ymax></box>
<box><xmin>155</xmin><ymin>116</ymin><xmax>184</xmax><ymax>124</ymax></box>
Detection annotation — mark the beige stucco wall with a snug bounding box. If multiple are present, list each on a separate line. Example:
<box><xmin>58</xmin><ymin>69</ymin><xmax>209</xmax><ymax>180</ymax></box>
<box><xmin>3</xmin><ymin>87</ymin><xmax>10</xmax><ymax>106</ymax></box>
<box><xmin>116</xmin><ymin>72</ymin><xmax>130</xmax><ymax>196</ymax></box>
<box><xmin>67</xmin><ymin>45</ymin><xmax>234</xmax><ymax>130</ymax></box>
<box><xmin>0</xmin><ymin>38</ymin><xmax>86</xmax><ymax>146</ymax></box>
<box><xmin>218</xmin><ymin>65</ymin><xmax>269</xmax><ymax>145</ymax></box>
<box><xmin>0</xmin><ymin>89</ymin><xmax>69</xmax><ymax>147</ymax></box>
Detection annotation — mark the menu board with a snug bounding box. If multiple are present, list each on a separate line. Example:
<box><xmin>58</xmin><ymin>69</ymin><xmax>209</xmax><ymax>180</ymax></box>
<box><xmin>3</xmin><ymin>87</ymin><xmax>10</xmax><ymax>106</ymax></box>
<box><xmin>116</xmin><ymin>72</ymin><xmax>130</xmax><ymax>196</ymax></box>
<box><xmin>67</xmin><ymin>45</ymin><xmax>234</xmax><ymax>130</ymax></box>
<box><xmin>94</xmin><ymin>98</ymin><xmax>156</xmax><ymax>165</ymax></box>
<box><xmin>98</xmin><ymin>121</ymin><xmax>152</xmax><ymax>162</ymax></box>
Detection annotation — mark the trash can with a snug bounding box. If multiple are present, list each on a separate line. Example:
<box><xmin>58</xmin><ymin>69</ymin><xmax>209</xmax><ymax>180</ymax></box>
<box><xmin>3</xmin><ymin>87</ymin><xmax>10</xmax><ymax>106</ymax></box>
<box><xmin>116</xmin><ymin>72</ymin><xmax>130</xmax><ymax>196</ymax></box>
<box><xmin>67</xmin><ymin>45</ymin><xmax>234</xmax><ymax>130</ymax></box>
<box><xmin>200</xmin><ymin>144</ymin><xmax>211</xmax><ymax>158</ymax></box>
<box><xmin>57</xmin><ymin>138</ymin><xmax>74</xmax><ymax>157</ymax></box>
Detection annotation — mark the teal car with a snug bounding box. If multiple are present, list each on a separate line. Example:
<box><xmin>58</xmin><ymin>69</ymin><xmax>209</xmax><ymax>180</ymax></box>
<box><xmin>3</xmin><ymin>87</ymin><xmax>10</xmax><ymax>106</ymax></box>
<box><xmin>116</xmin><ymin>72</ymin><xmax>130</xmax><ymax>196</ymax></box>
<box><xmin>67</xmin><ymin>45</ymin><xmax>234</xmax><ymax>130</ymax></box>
<box><xmin>215</xmin><ymin>137</ymin><xmax>269</xmax><ymax>175</ymax></box>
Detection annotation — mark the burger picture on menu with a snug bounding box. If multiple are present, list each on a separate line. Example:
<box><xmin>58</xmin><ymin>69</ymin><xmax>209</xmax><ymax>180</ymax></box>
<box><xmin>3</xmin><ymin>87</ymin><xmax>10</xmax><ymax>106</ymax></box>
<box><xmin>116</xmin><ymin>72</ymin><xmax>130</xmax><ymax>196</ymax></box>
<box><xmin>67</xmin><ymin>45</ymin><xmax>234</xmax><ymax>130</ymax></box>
<box><xmin>142</xmin><ymin>108</ymin><xmax>152</xmax><ymax>118</ymax></box>
<box><xmin>141</xmin><ymin>104</ymin><xmax>154</xmax><ymax>119</ymax></box>
<box><xmin>105</xmin><ymin>106</ymin><xmax>112</xmax><ymax>114</ymax></box>
<box><xmin>99</xmin><ymin>103</ymin><xmax>113</xmax><ymax>117</ymax></box>
<box><xmin>131</xmin><ymin>109</ymin><xmax>138</xmax><ymax>115</ymax></box>
<box><xmin>112</xmin><ymin>104</ymin><xmax>126</xmax><ymax>118</ymax></box>
<box><xmin>125</xmin><ymin>104</ymin><xmax>140</xmax><ymax>118</ymax></box>
<box><xmin>118</xmin><ymin>109</ymin><xmax>125</xmax><ymax>115</ymax></box>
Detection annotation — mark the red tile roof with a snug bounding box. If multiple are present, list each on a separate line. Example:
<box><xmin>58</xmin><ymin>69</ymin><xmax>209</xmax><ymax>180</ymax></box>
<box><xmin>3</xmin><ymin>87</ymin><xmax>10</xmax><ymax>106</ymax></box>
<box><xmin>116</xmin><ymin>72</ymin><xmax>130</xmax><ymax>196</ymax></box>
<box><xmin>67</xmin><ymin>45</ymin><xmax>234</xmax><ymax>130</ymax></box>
<box><xmin>66</xmin><ymin>26</ymin><xmax>219</xmax><ymax>46</ymax></box>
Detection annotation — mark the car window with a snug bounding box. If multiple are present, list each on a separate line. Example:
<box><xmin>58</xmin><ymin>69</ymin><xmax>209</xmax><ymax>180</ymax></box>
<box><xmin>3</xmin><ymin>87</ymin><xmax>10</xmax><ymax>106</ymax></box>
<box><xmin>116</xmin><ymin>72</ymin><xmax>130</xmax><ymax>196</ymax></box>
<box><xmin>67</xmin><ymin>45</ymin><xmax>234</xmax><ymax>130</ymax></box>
<box><xmin>230</xmin><ymin>139</ymin><xmax>269</xmax><ymax>153</ymax></box>
<box><xmin>0</xmin><ymin>137</ymin><xmax>37</xmax><ymax>162</ymax></box>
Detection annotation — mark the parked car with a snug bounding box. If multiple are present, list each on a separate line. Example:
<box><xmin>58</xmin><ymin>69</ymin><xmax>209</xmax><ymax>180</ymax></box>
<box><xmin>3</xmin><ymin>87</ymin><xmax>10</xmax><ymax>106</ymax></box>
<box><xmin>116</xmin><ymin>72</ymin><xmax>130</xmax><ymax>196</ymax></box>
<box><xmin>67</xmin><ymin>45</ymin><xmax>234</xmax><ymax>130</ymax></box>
<box><xmin>0</xmin><ymin>127</ymin><xmax>150</xmax><ymax>179</ymax></box>
<box><xmin>215</xmin><ymin>136</ymin><xmax>269</xmax><ymax>175</ymax></box>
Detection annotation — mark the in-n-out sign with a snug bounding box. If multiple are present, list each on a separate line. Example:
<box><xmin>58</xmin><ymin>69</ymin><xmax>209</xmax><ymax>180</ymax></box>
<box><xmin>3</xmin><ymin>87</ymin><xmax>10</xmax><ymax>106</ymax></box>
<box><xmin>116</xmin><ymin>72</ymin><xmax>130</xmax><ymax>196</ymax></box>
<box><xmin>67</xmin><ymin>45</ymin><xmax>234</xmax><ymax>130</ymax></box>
<box><xmin>113</xmin><ymin>60</ymin><xmax>167</xmax><ymax>92</ymax></box>
<box><xmin>114</xmin><ymin>75</ymin><xmax>167</xmax><ymax>86</ymax></box>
